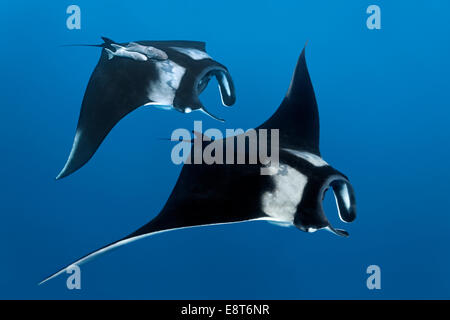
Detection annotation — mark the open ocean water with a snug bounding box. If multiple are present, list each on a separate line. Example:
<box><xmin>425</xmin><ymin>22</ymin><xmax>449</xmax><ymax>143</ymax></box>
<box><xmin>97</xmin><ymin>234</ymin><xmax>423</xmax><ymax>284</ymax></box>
<box><xmin>0</xmin><ymin>1</ymin><xmax>449</xmax><ymax>299</ymax></box>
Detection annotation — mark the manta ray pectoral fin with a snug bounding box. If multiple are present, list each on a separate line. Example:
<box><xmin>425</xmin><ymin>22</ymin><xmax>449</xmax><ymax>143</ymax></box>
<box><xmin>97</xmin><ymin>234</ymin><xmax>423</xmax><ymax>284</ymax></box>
<box><xmin>38</xmin><ymin>236</ymin><xmax>137</xmax><ymax>285</ymax></box>
<box><xmin>39</xmin><ymin>219</ymin><xmax>170</xmax><ymax>285</ymax></box>
<box><xmin>57</xmin><ymin>47</ymin><xmax>156</xmax><ymax>179</ymax></box>
<box><xmin>40</xmin><ymin>214</ymin><xmax>250</xmax><ymax>284</ymax></box>
<box><xmin>56</xmin><ymin>127</ymin><xmax>104</xmax><ymax>180</ymax></box>
<box><xmin>257</xmin><ymin>46</ymin><xmax>320</xmax><ymax>155</ymax></box>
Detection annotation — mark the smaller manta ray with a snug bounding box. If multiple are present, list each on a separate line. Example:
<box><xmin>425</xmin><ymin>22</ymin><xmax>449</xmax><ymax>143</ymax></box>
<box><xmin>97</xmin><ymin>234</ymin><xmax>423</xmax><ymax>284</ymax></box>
<box><xmin>57</xmin><ymin>37</ymin><xmax>236</xmax><ymax>179</ymax></box>
<box><xmin>40</xmin><ymin>47</ymin><xmax>356</xmax><ymax>285</ymax></box>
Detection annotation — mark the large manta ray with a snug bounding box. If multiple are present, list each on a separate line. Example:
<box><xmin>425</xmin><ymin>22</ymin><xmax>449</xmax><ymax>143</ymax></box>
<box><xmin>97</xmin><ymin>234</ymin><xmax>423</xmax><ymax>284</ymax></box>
<box><xmin>41</xmin><ymin>47</ymin><xmax>356</xmax><ymax>284</ymax></box>
<box><xmin>57</xmin><ymin>37</ymin><xmax>236</xmax><ymax>180</ymax></box>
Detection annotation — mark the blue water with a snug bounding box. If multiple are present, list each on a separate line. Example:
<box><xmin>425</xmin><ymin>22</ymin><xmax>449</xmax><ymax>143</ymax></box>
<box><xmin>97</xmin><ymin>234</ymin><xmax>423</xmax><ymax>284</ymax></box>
<box><xmin>1</xmin><ymin>1</ymin><xmax>449</xmax><ymax>299</ymax></box>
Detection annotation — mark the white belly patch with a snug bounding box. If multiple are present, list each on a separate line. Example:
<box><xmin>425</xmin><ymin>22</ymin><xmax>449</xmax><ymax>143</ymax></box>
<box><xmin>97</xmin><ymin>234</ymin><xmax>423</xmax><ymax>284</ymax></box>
<box><xmin>261</xmin><ymin>164</ymin><xmax>308</xmax><ymax>223</ymax></box>
<box><xmin>147</xmin><ymin>60</ymin><xmax>186</xmax><ymax>105</ymax></box>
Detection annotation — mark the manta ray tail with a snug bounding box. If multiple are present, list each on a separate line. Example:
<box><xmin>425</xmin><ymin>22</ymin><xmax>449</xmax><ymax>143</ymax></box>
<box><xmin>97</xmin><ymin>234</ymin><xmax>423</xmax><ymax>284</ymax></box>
<box><xmin>60</xmin><ymin>44</ymin><xmax>103</xmax><ymax>47</ymax></box>
<box><xmin>60</xmin><ymin>36</ymin><xmax>117</xmax><ymax>48</ymax></box>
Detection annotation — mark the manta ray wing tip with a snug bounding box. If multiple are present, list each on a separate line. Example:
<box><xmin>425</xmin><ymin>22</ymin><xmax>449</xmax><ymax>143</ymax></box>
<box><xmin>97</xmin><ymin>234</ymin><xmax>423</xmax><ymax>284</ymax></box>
<box><xmin>37</xmin><ymin>279</ymin><xmax>47</xmax><ymax>286</ymax></box>
<box><xmin>55</xmin><ymin>167</ymin><xmax>69</xmax><ymax>180</ymax></box>
<box><xmin>38</xmin><ymin>270</ymin><xmax>62</xmax><ymax>286</ymax></box>
<box><xmin>55</xmin><ymin>171</ymin><xmax>63</xmax><ymax>180</ymax></box>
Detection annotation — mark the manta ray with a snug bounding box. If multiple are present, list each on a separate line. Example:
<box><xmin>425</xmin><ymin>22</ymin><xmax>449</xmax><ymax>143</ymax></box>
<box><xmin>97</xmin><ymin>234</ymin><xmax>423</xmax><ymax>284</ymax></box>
<box><xmin>41</xmin><ymin>47</ymin><xmax>356</xmax><ymax>284</ymax></box>
<box><xmin>57</xmin><ymin>37</ymin><xmax>236</xmax><ymax>180</ymax></box>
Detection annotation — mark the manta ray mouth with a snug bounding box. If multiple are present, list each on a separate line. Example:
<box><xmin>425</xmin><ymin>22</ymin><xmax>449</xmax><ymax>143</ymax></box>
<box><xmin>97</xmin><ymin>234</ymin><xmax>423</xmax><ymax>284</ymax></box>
<box><xmin>320</xmin><ymin>175</ymin><xmax>357</xmax><ymax>237</ymax></box>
